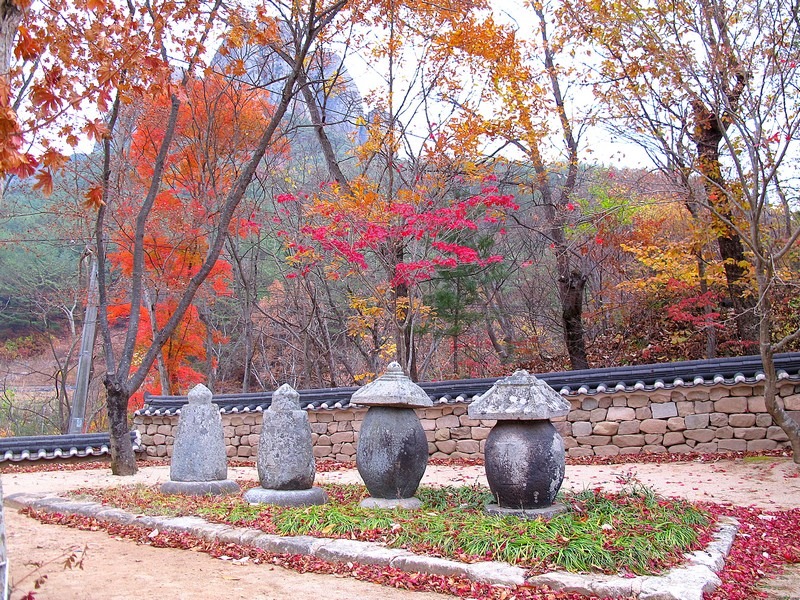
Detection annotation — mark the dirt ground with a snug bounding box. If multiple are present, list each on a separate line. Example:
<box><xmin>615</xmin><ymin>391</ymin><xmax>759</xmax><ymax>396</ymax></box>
<box><xmin>3</xmin><ymin>457</ymin><xmax>800</xmax><ymax>600</ymax></box>
<box><xmin>4</xmin><ymin>509</ymin><xmax>453</xmax><ymax>600</ymax></box>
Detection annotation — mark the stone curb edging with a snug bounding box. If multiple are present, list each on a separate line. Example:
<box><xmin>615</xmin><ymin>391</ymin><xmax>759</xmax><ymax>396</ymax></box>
<box><xmin>4</xmin><ymin>493</ymin><xmax>738</xmax><ymax>599</ymax></box>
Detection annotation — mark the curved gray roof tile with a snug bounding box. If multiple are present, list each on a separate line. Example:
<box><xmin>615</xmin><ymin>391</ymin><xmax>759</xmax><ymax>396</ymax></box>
<box><xmin>0</xmin><ymin>431</ymin><xmax>141</xmax><ymax>463</ymax></box>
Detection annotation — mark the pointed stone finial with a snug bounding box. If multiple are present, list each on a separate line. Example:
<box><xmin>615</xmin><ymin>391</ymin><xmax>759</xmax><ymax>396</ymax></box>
<box><xmin>270</xmin><ymin>383</ymin><xmax>301</xmax><ymax>411</ymax></box>
<box><xmin>350</xmin><ymin>362</ymin><xmax>432</xmax><ymax>408</ymax></box>
<box><xmin>468</xmin><ymin>370</ymin><xmax>569</xmax><ymax>420</ymax></box>
<box><xmin>187</xmin><ymin>383</ymin><xmax>213</xmax><ymax>404</ymax></box>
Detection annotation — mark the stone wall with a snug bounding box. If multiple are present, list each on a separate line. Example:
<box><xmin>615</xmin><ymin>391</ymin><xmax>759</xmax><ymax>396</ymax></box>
<box><xmin>134</xmin><ymin>380</ymin><xmax>799</xmax><ymax>460</ymax></box>
<box><xmin>135</xmin><ymin>404</ymin><xmax>487</xmax><ymax>461</ymax></box>
<box><xmin>558</xmin><ymin>381</ymin><xmax>796</xmax><ymax>457</ymax></box>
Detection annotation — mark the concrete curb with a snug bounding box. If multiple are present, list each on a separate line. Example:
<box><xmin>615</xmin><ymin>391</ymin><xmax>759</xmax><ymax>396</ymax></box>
<box><xmin>5</xmin><ymin>492</ymin><xmax>738</xmax><ymax>599</ymax></box>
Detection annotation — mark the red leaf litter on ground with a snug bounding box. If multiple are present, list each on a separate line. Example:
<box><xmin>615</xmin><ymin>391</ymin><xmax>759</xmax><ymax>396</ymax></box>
<box><xmin>703</xmin><ymin>504</ymin><xmax>800</xmax><ymax>600</ymax></box>
<box><xmin>315</xmin><ymin>459</ymin><xmax>355</xmax><ymax>472</ymax></box>
<box><xmin>0</xmin><ymin>449</ymin><xmax>791</xmax><ymax>475</ymax></box>
<box><xmin>0</xmin><ymin>457</ymin><xmax>356</xmax><ymax>474</ymax></box>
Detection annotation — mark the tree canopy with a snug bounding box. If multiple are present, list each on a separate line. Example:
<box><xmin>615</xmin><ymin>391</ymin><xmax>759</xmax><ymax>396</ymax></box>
<box><xmin>1</xmin><ymin>0</ymin><xmax>799</xmax><ymax>468</ymax></box>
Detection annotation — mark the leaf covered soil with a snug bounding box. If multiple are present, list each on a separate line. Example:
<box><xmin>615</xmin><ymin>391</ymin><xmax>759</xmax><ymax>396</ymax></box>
<box><xmin>73</xmin><ymin>481</ymin><xmax>709</xmax><ymax>577</ymax></box>
<box><xmin>7</xmin><ymin>453</ymin><xmax>800</xmax><ymax>599</ymax></box>
<box><xmin>1</xmin><ymin>448</ymin><xmax>793</xmax><ymax>475</ymax></box>
<box><xmin>23</xmin><ymin>497</ymin><xmax>800</xmax><ymax>600</ymax></box>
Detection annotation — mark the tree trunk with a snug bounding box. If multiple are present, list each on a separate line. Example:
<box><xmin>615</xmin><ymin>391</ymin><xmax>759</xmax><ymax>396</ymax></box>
<box><xmin>0</xmin><ymin>1</ymin><xmax>22</xmax><ymax>77</ymax></box>
<box><xmin>486</xmin><ymin>321</ymin><xmax>509</xmax><ymax>363</ymax></box>
<box><xmin>693</xmin><ymin>100</ymin><xmax>758</xmax><ymax>345</ymax></box>
<box><xmin>559</xmin><ymin>268</ymin><xmax>589</xmax><ymax>370</ymax></box>
<box><xmin>718</xmin><ymin>234</ymin><xmax>757</xmax><ymax>344</ymax></box>
<box><xmin>196</xmin><ymin>302</ymin><xmax>217</xmax><ymax>392</ymax></box>
<box><xmin>536</xmin><ymin>4</ymin><xmax>589</xmax><ymax>372</ymax></box>
<box><xmin>697</xmin><ymin>255</ymin><xmax>717</xmax><ymax>359</ymax></box>
<box><xmin>241</xmin><ymin>294</ymin><xmax>252</xmax><ymax>393</ymax></box>
<box><xmin>298</xmin><ymin>70</ymin><xmax>353</xmax><ymax>195</ymax></box>
<box><xmin>394</xmin><ymin>277</ymin><xmax>418</xmax><ymax>381</ymax></box>
<box><xmin>385</xmin><ymin>239</ymin><xmax>417</xmax><ymax>380</ymax></box>
<box><xmin>225</xmin><ymin>236</ymin><xmax>255</xmax><ymax>393</ymax></box>
<box><xmin>0</xmin><ymin>1</ymin><xmax>22</xmax><ymax>204</ymax></box>
<box><xmin>756</xmin><ymin>261</ymin><xmax>800</xmax><ymax>463</ymax></box>
<box><xmin>105</xmin><ymin>379</ymin><xmax>137</xmax><ymax>475</ymax></box>
<box><xmin>485</xmin><ymin>292</ymin><xmax>516</xmax><ymax>364</ymax></box>
<box><xmin>762</xmin><ymin>351</ymin><xmax>800</xmax><ymax>464</ymax></box>
<box><xmin>54</xmin><ymin>337</ymin><xmax>79</xmax><ymax>433</ymax></box>
<box><xmin>143</xmin><ymin>287</ymin><xmax>170</xmax><ymax>394</ymax></box>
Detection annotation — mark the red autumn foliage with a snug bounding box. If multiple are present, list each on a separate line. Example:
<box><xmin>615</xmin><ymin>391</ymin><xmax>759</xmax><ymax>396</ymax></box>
<box><xmin>281</xmin><ymin>183</ymin><xmax>518</xmax><ymax>286</ymax></box>
<box><xmin>103</xmin><ymin>74</ymin><xmax>281</xmax><ymax>408</ymax></box>
<box><xmin>106</xmin><ymin>198</ymin><xmax>232</xmax><ymax>406</ymax></box>
<box><xmin>705</xmin><ymin>504</ymin><xmax>800</xmax><ymax>599</ymax></box>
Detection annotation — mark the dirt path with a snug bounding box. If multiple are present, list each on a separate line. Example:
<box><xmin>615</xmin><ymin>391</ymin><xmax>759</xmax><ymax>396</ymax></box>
<box><xmin>3</xmin><ymin>456</ymin><xmax>800</xmax><ymax>599</ymax></box>
<box><xmin>760</xmin><ymin>565</ymin><xmax>800</xmax><ymax>600</ymax></box>
<box><xmin>4</xmin><ymin>508</ymin><xmax>450</xmax><ymax>600</ymax></box>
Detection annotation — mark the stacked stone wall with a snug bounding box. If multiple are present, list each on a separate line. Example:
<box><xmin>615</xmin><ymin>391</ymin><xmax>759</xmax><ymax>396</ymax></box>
<box><xmin>134</xmin><ymin>380</ymin><xmax>799</xmax><ymax>460</ymax></box>
<box><xmin>557</xmin><ymin>381</ymin><xmax>798</xmax><ymax>458</ymax></box>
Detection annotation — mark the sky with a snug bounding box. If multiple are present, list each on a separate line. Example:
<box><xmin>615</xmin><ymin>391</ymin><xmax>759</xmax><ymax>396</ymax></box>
<box><xmin>334</xmin><ymin>0</ymin><xmax>654</xmax><ymax>170</ymax></box>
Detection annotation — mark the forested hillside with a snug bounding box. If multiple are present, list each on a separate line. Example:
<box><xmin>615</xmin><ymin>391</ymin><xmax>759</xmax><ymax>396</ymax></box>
<box><xmin>4</xmin><ymin>160</ymin><xmax>794</xmax><ymax>389</ymax></box>
<box><xmin>1</xmin><ymin>0</ymin><xmax>798</xmax><ymax>470</ymax></box>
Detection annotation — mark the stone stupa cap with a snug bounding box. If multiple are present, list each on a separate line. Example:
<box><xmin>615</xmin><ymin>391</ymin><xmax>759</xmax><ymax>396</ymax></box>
<box><xmin>350</xmin><ymin>362</ymin><xmax>433</xmax><ymax>408</ymax></box>
<box><xmin>468</xmin><ymin>369</ymin><xmax>569</xmax><ymax>420</ymax></box>
<box><xmin>187</xmin><ymin>383</ymin><xmax>213</xmax><ymax>404</ymax></box>
<box><xmin>270</xmin><ymin>383</ymin><xmax>301</xmax><ymax>411</ymax></box>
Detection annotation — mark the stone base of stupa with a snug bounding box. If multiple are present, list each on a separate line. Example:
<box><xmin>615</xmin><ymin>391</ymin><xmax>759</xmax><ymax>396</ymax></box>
<box><xmin>484</xmin><ymin>502</ymin><xmax>567</xmax><ymax>520</ymax></box>
<box><xmin>359</xmin><ymin>496</ymin><xmax>422</xmax><ymax>510</ymax></box>
<box><xmin>243</xmin><ymin>486</ymin><xmax>328</xmax><ymax>507</ymax></box>
<box><xmin>161</xmin><ymin>479</ymin><xmax>241</xmax><ymax>496</ymax></box>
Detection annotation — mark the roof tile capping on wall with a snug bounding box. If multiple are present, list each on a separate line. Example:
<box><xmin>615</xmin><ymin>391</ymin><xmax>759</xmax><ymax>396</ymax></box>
<box><xmin>132</xmin><ymin>353</ymin><xmax>800</xmax><ymax>461</ymax></box>
<box><xmin>0</xmin><ymin>431</ymin><xmax>141</xmax><ymax>463</ymax></box>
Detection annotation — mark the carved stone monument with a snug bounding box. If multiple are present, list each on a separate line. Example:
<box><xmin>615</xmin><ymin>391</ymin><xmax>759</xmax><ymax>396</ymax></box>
<box><xmin>468</xmin><ymin>370</ymin><xmax>570</xmax><ymax>518</ymax></box>
<box><xmin>352</xmin><ymin>362</ymin><xmax>432</xmax><ymax>509</ymax></box>
<box><xmin>161</xmin><ymin>384</ymin><xmax>240</xmax><ymax>496</ymax></box>
<box><xmin>244</xmin><ymin>384</ymin><xmax>327</xmax><ymax>506</ymax></box>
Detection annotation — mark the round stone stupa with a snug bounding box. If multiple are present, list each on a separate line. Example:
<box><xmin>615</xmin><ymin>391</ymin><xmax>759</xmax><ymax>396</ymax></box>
<box><xmin>351</xmin><ymin>362</ymin><xmax>432</xmax><ymax>509</ymax></box>
<box><xmin>243</xmin><ymin>384</ymin><xmax>327</xmax><ymax>506</ymax></box>
<box><xmin>161</xmin><ymin>384</ymin><xmax>240</xmax><ymax>496</ymax></box>
<box><xmin>468</xmin><ymin>370</ymin><xmax>570</xmax><ymax>518</ymax></box>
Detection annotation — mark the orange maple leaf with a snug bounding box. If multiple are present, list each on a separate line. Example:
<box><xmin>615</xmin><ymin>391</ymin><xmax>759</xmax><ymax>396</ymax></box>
<box><xmin>83</xmin><ymin>120</ymin><xmax>108</xmax><ymax>141</ymax></box>
<box><xmin>84</xmin><ymin>184</ymin><xmax>106</xmax><ymax>209</ymax></box>
<box><xmin>13</xmin><ymin>26</ymin><xmax>41</xmax><ymax>61</ymax></box>
<box><xmin>31</xmin><ymin>84</ymin><xmax>61</xmax><ymax>113</ymax></box>
<box><xmin>31</xmin><ymin>169</ymin><xmax>53</xmax><ymax>196</ymax></box>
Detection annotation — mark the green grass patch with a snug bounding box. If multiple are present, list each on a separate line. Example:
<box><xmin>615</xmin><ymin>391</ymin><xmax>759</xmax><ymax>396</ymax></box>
<box><xmin>743</xmin><ymin>455</ymin><xmax>776</xmax><ymax>463</ymax></box>
<box><xmin>74</xmin><ymin>481</ymin><xmax>711</xmax><ymax>576</ymax></box>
